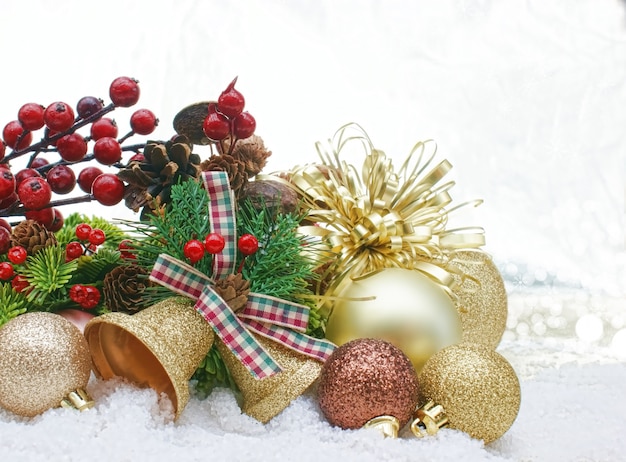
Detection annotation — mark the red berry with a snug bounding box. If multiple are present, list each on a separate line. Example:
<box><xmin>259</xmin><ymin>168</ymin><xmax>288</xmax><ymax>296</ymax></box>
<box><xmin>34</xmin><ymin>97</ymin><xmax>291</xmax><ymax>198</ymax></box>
<box><xmin>69</xmin><ymin>284</ymin><xmax>86</xmax><ymax>304</ymax></box>
<box><xmin>0</xmin><ymin>262</ymin><xmax>14</xmax><ymax>280</ymax></box>
<box><xmin>129</xmin><ymin>152</ymin><xmax>145</xmax><ymax>163</ymax></box>
<box><xmin>238</xmin><ymin>233</ymin><xmax>259</xmax><ymax>256</ymax></box>
<box><xmin>203</xmin><ymin>103</ymin><xmax>230</xmax><ymax>141</ymax></box>
<box><xmin>77</xmin><ymin>166</ymin><xmax>103</xmax><ymax>193</ymax></box>
<box><xmin>109</xmin><ymin>77</ymin><xmax>140</xmax><ymax>107</ymax></box>
<box><xmin>91</xmin><ymin>173</ymin><xmax>125</xmax><ymax>206</ymax></box>
<box><xmin>88</xmin><ymin>228</ymin><xmax>106</xmax><ymax>246</ymax></box>
<box><xmin>0</xmin><ymin>227</ymin><xmax>11</xmax><ymax>254</ymax></box>
<box><xmin>15</xmin><ymin>168</ymin><xmax>41</xmax><ymax>188</ymax></box>
<box><xmin>76</xmin><ymin>96</ymin><xmax>104</xmax><ymax>119</ymax></box>
<box><xmin>43</xmin><ymin>102</ymin><xmax>75</xmax><ymax>132</ymax></box>
<box><xmin>217</xmin><ymin>77</ymin><xmax>246</xmax><ymax>118</ymax></box>
<box><xmin>90</xmin><ymin>118</ymin><xmax>118</xmax><ymax>140</ymax></box>
<box><xmin>0</xmin><ymin>192</ymin><xmax>18</xmax><ymax>210</ymax></box>
<box><xmin>75</xmin><ymin>223</ymin><xmax>92</xmax><ymax>241</ymax></box>
<box><xmin>25</xmin><ymin>207</ymin><xmax>55</xmax><ymax>228</ymax></box>
<box><xmin>17</xmin><ymin>177</ymin><xmax>52</xmax><ymax>210</ymax></box>
<box><xmin>65</xmin><ymin>241</ymin><xmax>84</xmax><ymax>260</ymax></box>
<box><xmin>3</xmin><ymin>120</ymin><xmax>32</xmax><ymax>150</ymax></box>
<box><xmin>18</xmin><ymin>103</ymin><xmax>45</xmax><ymax>131</ymax></box>
<box><xmin>8</xmin><ymin>246</ymin><xmax>28</xmax><ymax>264</ymax></box>
<box><xmin>204</xmin><ymin>232</ymin><xmax>225</xmax><ymax>254</ymax></box>
<box><xmin>118</xmin><ymin>239</ymin><xmax>136</xmax><ymax>260</ymax></box>
<box><xmin>30</xmin><ymin>157</ymin><xmax>48</xmax><ymax>169</ymax></box>
<box><xmin>11</xmin><ymin>274</ymin><xmax>29</xmax><ymax>293</ymax></box>
<box><xmin>183</xmin><ymin>239</ymin><xmax>205</xmax><ymax>263</ymax></box>
<box><xmin>48</xmin><ymin>208</ymin><xmax>64</xmax><ymax>232</ymax></box>
<box><xmin>130</xmin><ymin>109</ymin><xmax>158</xmax><ymax>135</ymax></box>
<box><xmin>57</xmin><ymin>133</ymin><xmax>88</xmax><ymax>162</ymax></box>
<box><xmin>0</xmin><ymin>142</ymin><xmax>5</xmax><ymax>161</ymax></box>
<box><xmin>93</xmin><ymin>137</ymin><xmax>122</xmax><ymax>165</ymax></box>
<box><xmin>46</xmin><ymin>164</ymin><xmax>76</xmax><ymax>194</ymax></box>
<box><xmin>82</xmin><ymin>285</ymin><xmax>101</xmax><ymax>309</ymax></box>
<box><xmin>0</xmin><ymin>218</ymin><xmax>10</xmax><ymax>232</ymax></box>
<box><xmin>233</xmin><ymin>112</ymin><xmax>256</xmax><ymax>139</ymax></box>
<box><xmin>0</xmin><ymin>169</ymin><xmax>16</xmax><ymax>201</ymax></box>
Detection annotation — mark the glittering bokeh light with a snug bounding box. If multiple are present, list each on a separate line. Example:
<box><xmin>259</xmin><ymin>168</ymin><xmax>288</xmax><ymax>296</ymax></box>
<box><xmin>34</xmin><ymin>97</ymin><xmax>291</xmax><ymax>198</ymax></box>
<box><xmin>575</xmin><ymin>314</ymin><xmax>604</xmax><ymax>343</ymax></box>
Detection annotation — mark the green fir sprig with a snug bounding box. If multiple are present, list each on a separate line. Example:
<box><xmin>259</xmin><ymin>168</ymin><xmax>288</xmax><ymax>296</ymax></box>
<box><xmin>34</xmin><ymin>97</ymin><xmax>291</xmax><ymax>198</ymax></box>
<box><xmin>20</xmin><ymin>245</ymin><xmax>78</xmax><ymax>306</ymax></box>
<box><xmin>56</xmin><ymin>213</ymin><xmax>127</xmax><ymax>249</ymax></box>
<box><xmin>0</xmin><ymin>282</ymin><xmax>28</xmax><ymax>327</ymax></box>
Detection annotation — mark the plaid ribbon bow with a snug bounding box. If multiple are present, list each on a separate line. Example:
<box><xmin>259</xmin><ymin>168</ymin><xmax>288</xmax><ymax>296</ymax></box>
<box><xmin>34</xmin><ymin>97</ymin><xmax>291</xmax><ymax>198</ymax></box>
<box><xmin>149</xmin><ymin>171</ymin><xmax>335</xmax><ymax>379</ymax></box>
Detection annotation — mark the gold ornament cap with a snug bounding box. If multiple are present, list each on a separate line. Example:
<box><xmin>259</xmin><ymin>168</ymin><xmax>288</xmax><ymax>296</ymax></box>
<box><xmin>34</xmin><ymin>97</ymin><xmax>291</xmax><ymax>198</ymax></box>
<box><xmin>84</xmin><ymin>298</ymin><xmax>215</xmax><ymax>420</ymax></box>
<box><xmin>60</xmin><ymin>388</ymin><xmax>95</xmax><ymax>411</ymax></box>
<box><xmin>410</xmin><ymin>400</ymin><xmax>448</xmax><ymax>437</ymax></box>
<box><xmin>363</xmin><ymin>415</ymin><xmax>400</xmax><ymax>438</ymax></box>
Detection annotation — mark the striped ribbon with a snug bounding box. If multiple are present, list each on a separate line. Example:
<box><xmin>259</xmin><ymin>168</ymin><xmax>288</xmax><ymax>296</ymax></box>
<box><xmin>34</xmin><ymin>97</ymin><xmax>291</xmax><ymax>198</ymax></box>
<box><xmin>149</xmin><ymin>171</ymin><xmax>335</xmax><ymax>379</ymax></box>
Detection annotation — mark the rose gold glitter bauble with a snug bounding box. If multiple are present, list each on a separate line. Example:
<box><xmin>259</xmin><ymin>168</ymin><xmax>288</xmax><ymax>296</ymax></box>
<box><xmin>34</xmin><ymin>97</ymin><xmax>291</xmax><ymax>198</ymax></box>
<box><xmin>0</xmin><ymin>312</ymin><xmax>93</xmax><ymax>417</ymax></box>
<box><xmin>317</xmin><ymin>338</ymin><xmax>419</xmax><ymax>429</ymax></box>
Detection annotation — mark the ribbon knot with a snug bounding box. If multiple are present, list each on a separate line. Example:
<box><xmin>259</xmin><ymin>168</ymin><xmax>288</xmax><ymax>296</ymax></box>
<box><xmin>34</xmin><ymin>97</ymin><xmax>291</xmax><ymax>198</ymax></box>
<box><xmin>149</xmin><ymin>171</ymin><xmax>335</xmax><ymax>379</ymax></box>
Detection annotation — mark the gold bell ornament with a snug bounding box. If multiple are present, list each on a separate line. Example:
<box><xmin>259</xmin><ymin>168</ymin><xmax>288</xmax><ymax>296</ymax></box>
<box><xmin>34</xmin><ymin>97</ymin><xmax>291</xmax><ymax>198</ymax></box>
<box><xmin>0</xmin><ymin>312</ymin><xmax>94</xmax><ymax>417</ymax></box>
<box><xmin>84</xmin><ymin>297</ymin><xmax>215</xmax><ymax>420</ymax></box>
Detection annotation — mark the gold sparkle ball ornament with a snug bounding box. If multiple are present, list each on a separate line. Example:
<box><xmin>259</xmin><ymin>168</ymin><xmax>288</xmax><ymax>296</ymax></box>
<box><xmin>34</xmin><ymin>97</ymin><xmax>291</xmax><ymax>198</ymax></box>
<box><xmin>317</xmin><ymin>338</ymin><xmax>419</xmax><ymax>432</ymax></box>
<box><xmin>0</xmin><ymin>312</ymin><xmax>94</xmax><ymax>417</ymax></box>
<box><xmin>452</xmin><ymin>251</ymin><xmax>507</xmax><ymax>349</ymax></box>
<box><xmin>416</xmin><ymin>343</ymin><xmax>521</xmax><ymax>443</ymax></box>
<box><xmin>325</xmin><ymin>268</ymin><xmax>462</xmax><ymax>372</ymax></box>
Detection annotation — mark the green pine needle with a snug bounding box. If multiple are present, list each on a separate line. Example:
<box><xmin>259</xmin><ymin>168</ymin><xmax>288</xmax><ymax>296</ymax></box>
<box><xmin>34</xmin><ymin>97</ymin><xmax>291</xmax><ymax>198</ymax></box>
<box><xmin>20</xmin><ymin>245</ymin><xmax>78</xmax><ymax>306</ymax></box>
<box><xmin>70</xmin><ymin>248</ymin><xmax>123</xmax><ymax>285</ymax></box>
<box><xmin>56</xmin><ymin>213</ymin><xmax>127</xmax><ymax>249</ymax></box>
<box><xmin>0</xmin><ymin>282</ymin><xmax>28</xmax><ymax>327</ymax></box>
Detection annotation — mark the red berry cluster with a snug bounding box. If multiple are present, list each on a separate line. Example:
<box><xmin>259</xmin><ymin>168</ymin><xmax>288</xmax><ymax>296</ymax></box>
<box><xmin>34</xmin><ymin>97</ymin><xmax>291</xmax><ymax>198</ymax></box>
<box><xmin>182</xmin><ymin>232</ymin><xmax>258</xmax><ymax>266</ymax></box>
<box><xmin>69</xmin><ymin>284</ymin><xmax>101</xmax><ymax>310</ymax></box>
<box><xmin>203</xmin><ymin>77</ymin><xmax>256</xmax><ymax>149</ymax></box>
<box><xmin>0</xmin><ymin>76</ymin><xmax>159</xmax><ymax>231</ymax></box>
<box><xmin>65</xmin><ymin>222</ymin><xmax>106</xmax><ymax>261</ymax></box>
<box><xmin>0</xmin><ymin>243</ymin><xmax>31</xmax><ymax>293</ymax></box>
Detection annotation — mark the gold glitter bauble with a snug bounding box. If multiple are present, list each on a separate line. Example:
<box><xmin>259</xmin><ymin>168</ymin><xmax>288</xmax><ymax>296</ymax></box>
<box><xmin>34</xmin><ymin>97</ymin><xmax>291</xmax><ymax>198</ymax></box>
<box><xmin>452</xmin><ymin>251</ymin><xmax>507</xmax><ymax>349</ymax></box>
<box><xmin>84</xmin><ymin>297</ymin><xmax>214</xmax><ymax>420</ymax></box>
<box><xmin>326</xmin><ymin>268</ymin><xmax>461</xmax><ymax>372</ymax></box>
<box><xmin>417</xmin><ymin>343</ymin><xmax>521</xmax><ymax>443</ymax></box>
<box><xmin>217</xmin><ymin>334</ymin><xmax>322</xmax><ymax>423</ymax></box>
<box><xmin>317</xmin><ymin>338</ymin><xmax>419</xmax><ymax>429</ymax></box>
<box><xmin>0</xmin><ymin>312</ymin><xmax>92</xmax><ymax>417</ymax></box>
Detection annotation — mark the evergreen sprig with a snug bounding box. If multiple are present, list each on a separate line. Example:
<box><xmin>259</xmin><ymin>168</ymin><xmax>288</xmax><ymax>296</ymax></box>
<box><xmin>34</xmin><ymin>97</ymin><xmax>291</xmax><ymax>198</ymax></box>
<box><xmin>56</xmin><ymin>213</ymin><xmax>126</xmax><ymax>249</ymax></box>
<box><xmin>70</xmin><ymin>248</ymin><xmax>123</xmax><ymax>285</ymax></box>
<box><xmin>0</xmin><ymin>282</ymin><xmax>28</xmax><ymax>327</ymax></box>
<box><xmin>21</xmin><ymin>245</ymin><xmax>78</xmax><ymax>306</ymax></box>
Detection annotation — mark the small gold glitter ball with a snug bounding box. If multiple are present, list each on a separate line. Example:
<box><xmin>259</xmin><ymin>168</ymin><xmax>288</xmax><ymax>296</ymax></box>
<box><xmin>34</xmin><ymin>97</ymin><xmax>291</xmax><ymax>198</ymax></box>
<box><xmin>418</xmin><ymin>343</ymin><xmax>521</xmax><ymax>443</ymax></box>
<box><xmin>317</xmin><ymin>338</ymin><xmax>419</xmax><ymax>429</ymax></box>
<box><xmin>326</xmin><ymin>268</ymin><xmax>462</xmax><ymax>373</ymax></box>
<box><xmin>0</xmin><ymin>312</ymin><xmax>92</xmax><ymax>417</ymax></box>
<box><xmin>452</xmin><ymin>251</ymin><xmax>508</xmax><ymax>349</ymax></box>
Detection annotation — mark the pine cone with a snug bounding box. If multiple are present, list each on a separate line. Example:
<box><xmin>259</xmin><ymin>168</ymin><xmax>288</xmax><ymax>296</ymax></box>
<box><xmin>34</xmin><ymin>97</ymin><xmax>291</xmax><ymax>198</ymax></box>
<box><xmin>118</xmin><ymin>134</ymin><xmax>201</xmax><ymax>215</ymax></box>
<box><xmin>10</xmin><ymin>219</ymin><xmax>57</xmax><ymax>255</ymax></box>
<box><xmin>172</xmin><ymin>101</ymin><xmax>212</xmax><ymax>145</ymax></box>
<box><xmin>219</xmin><ymin>135</ymin><xmax>272</xmax><ymax>179</ymax></box>
<box><xmin>213</xmin><ymin>273</ymin><xmax>250</xmax><ymax>312</ymax></box>
<box><xmin>240</xmin><ymin>179</ymin><xmax>298</xmax><ymax>214</ymax></box>
<box><xmin>200</xmin><ymin>154</ymin><xmax>248</xmax><ymax>199</ymax></box>
<box><xmin>102</xmin><ymin>265</ymin><xmax>151</xmax><ymax>313</ymax></box>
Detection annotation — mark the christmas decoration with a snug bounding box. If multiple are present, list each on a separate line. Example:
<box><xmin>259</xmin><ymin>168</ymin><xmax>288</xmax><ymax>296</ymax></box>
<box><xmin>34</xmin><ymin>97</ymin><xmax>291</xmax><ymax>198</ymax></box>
<box><xmin>452</xmin><ymin>250</ymin><xmax>508</xmax><ymax>349</ymax></box>
<box><xmin>0</xmin><ymin>312</ymin><xmax>93</xmax><ymax>417</ymax></box>
<box><xmin>414</xmin><ymin>343</ymin><xmax>521</xmax><ymax>443</ymax></box>
<box><xmin>317</xmin><ymin>338</ymin><xmax>419</xmax><ymax>435</ymax></box>
<box><xmin>325</xmin><ymin>267</ymin><xmax>461</xmax><ymax>372</ymax></box>
<box><xmin>84</xmin><ymin>297</ymin><xmax>215</xmax><ymax>420</ymax></box>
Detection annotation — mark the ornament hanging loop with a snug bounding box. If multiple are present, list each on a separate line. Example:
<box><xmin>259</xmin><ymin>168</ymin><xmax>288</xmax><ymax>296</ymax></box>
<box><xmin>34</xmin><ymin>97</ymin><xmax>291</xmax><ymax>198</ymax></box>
<box><xmin>60</xmin><ymin>388</ymin><xmax>95</xmax><ymax>412</ymax></box>
<box><xmin>410</xmin><ymin>400</ymin><xmax>448</xmax><ymax>438</ymax></box>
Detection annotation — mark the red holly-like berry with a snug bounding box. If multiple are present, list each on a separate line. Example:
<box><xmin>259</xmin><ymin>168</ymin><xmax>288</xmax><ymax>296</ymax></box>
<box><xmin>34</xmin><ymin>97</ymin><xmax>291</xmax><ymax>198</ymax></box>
<box><xmin>48</xmin><ymin>208</ymin><xmax>64</xmax><ymax>232</ymax></box>
<box><xmin>46</xmin><ymin>164</ymin><xmax>76</xmax><ymax>194</ymax></box>
<box><xmin>75</xmin><ymin>223</ymin><xmax>92</xmax><ymax>241</ymax></box>
<box><xmin>0</xmin><ymin>218</ymin><xmax>10</xmax><ymax>232</ymax></box>
<box><xmin>233</xmin><ymin>112</ymin><xmax>256</xmax><ymax>139</ymax></box>
<box><xmin>183</xmin><ymin>239</ymin><xmax>205</xmax><ymax>264</ymax></box>
<box><xmin>0</xmin><ymin>142</ymin><xmax>5</xmax><ymax>161</ymax></box>
<box><xmin>0</xmin><ymin>227</ymin><xmax>11</xmax><ymax>254</ymax></box>
<box><xmin>109</xmin><ymin>76</ymin><xmax>140</xmax><ymax>107</ymax></box>
<box><xmin>77</xmin><ymin>166</ymin><xmax>103</xmax><ymax>193</ymax></box>
<box><xmin>203</xmin><ymin>103</ymin><xmax>230</xmax><ymax>141</ymax></box>
<box><xmin>93</xmin><ymin>137</ymin><xmax>122</xmax><ymax>165</ymax></box>
<box><xmin>118</xmin><ymin>239</ymin><xmax>136</xmax><ymax>260</ymax></box>
<box><xmin>69</xmin><ymin>284</ymin><xmax>87</xmax><ymax>304</ymax></box>
<box><xmin>91</xmin><ymin>173</ymin><xmax>125</xmax><ymax>206</ymax></box>
<box><xmin>43</xmin><ymin>102</ymin><xmax>75</xmax><ymax>132</ymax></box>
<box><xmin>82</xmin><ymin>285</ymin><xmax>101</xmax><ymax>309</ymax></box>
<box><xmin>7</xmin><ymin>246</ymin><xmax>28</xmax><ymax>264</ymax></box>
<box><xmin>30</xmin><ymin>157</ymin><xmax>48</xmax><ymax>169</ymax></box>
<box><xmin>238</xmin><ymin>233</ymin><xmax>259</xmax><ymax>256</ymax></box>
<box><xmin>15</xmin><ymin>168</ymin><xmax>41</xmax><ymax>188</ymax></box>
<box><xmin>0</xmin><ymin>262</ymin><xmax>14</xmax><ymax>280</ymax></box>
<box><xmin>88</xmin><ymin>228</ymin><xmax>106</xmax><ymax>246</ymax></box>
<box><xmin>57</xmin><ymin>133</ymin><xmax>88</xmax><ymax>162</ymax></box>
<box><xmin>65</xmin><ymin>241</ymin><xmax>84</xmax><ymax>260</ymax></box>
<box><xmin>76</xmin><ymin>96</ymin><xmax>104</xmax><ymax>119</ymax></box>
<box><xmin>25</xmin><ymin>207</ymin><xmax>55</xmax><ymax>228</ymax></box>
<box><xmin>0</xmin><ymin>192</ymin><xmax>18</xmax><ymax>210</ymax></box>
<box><xmin>18</xmin><ymin>103</ymin><xmax>45</xmax><ymax>131</ymax></box>
<box><xmin>204</xmin><ymin>232</ymin><xmax>225</xmax><ymax>254</ymax></box>
<box><xmin>217</xmin><ymin>77</ymin><xmax>246</xmax><ymax>118</ymax></box>
<box><xmin>129</xmin><ymin>152</ymin><xmax>145</xmax><ymax>162</ymax></box>
<box><xmin>0</xmin><ymin>169</ymin><xmax>16</xmax><ymax>201</ymax></box>
<box><xmin>17</xmin><ymin>177</ymin><xmax>52</xmax><ymax>210</ymax></box>
<box><xmin>3</xmin><ymin>120</ymin><xmax>32</xmax><ymax>150</ymax></box>
<box><xmin>130</xmin><ymin>109</ymin><xmax>158</xmax><ymax>135</ymax></box>
<box><xmin>90</xmin><ymin>118</ymin><xmax>118</xmax><ymax>140</ymax></box>
<box><xmin>11</xmin><ymin>274</ymin><xmax>29</xmax><ymax>293</ymax></box>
